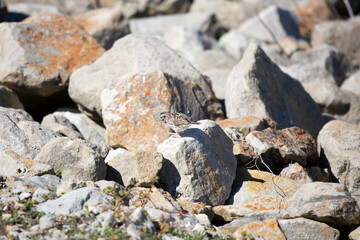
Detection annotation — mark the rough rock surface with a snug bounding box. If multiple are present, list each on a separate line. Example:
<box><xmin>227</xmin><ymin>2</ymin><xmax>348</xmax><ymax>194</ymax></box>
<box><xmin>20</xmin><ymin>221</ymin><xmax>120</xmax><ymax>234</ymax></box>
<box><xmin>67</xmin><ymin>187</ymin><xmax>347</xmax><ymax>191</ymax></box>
<box><xmin>69</xmin><ymin>34</ymin><xmax>223</xmax><ymax>121</ymax></box>
<box><xmin>226</xmin><ymin>43</ymin><xmax>323</xmax><ymax>138</ymax></box>
<box><xmin>234</xmin><ymin>219</ymin><xmax>286</xmax><ymax>240</ymax></box>
<box><xmin>282</xmin><ymin>44</ymin><xmax>355</xmax><ymax>114</ymax></box>
<box><xmin>278</xmin><ymin>217</ymin><xmax>340</xmax><ymax>240</ymax></box>
<box><xmin>279</xmin><ymin>163</ymin><xmax>330</xmax><ymax>183</ymax></box>
<box><xmin>228</xmin><ymin>168</ymin><xmax>300</xmax><ymax>205</ymax></box>
<box><xmin>36</xmin><ymin>187</ymin><xmax>111</xmax><ymax>215</ymax></box>
<box><xmin>245</xmin><ymin>127</ymin><xmax>318</xmax><ymax>170</ymax></box>
<box><xmin>41</xmin><ymin>114</ymin><xmax>84</xmax><ymax>140</ymax></box>
<box><xmin>0</xmin><ymin>107</ymin><xmax>58</xmax><ymax>159</ymax></box>
<box><xmin>34</xmin><ymin>137</ymin><xmax>107</xmax><ymax>182</ymax></box>
<box><xmin>0</xmin><ymin>14</ymin><xmax>105</xmax><ymax>97</ymax></box>
<box><xmin>0</xmin><ymin>150</ymin><xmax>53</xmax><ymax>178</ymax></box>
<box><xmin>75</xmin><ymin>6</ymin><xmax>130</xmax><ymax>50</ymax></box>
<box><xmin>238</xmin><ymin>5</ymin><xmax>301</xmax><ymax>43</ymax></box>
<box><xmin>157</xmin><ymin>120</ymin><xmax>236</xmax><ymax>205</ymax></box>
<box><xmin>107</xmin><ymin>151</ymin><xmax>163</xmax><ymax>187</ymax></box>
<box><xmin>318</xmin><ymin>120</ymin><xmax>360</xmax><ymax>202</ymax></box>
<box><xmin>101</xmin><ymin>71</ymin><xmax>208</xmax><ymax>151</ymax></box>
<box><xmin>281</xmin><ymin>182</ymin><xmax>360</xmax><ymax>226</ymax></box>
<box><xmin>312</xmin><ymin>17</ymin><xmax>360</xmax><ymax>63</ymax></box>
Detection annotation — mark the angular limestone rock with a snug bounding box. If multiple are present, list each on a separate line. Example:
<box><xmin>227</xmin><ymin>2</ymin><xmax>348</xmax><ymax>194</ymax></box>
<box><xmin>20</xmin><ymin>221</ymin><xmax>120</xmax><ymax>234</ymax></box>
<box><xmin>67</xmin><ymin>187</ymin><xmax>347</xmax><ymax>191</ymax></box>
<box><xmin>157</xmin><ymin>120</ymin><xmax>236</xmax><ymax>205</ymax></box>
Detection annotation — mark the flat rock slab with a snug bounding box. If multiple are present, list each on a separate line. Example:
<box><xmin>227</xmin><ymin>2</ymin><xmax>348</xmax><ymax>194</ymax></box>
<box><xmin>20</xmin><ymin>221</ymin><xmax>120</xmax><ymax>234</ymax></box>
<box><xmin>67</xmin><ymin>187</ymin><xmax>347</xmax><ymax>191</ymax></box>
<box><xmin>36</xmin><ymin>187</ymin><xmax>111</xmax><ymax>215</ymax></box>
<box><xmin>0</xmin><ymin>14</ymin><xmax>105</xmax><ymax>97</ymax></box>
<box><xmin>318</xmin><ymin>120</ymin><xmax>360</xmax><ymax>202</ymax></box>
<box><xmin>225</xmin><ymin>43</ymin><xmax>323</xmax><ymax>138</ymax></box>
<box><xmin>278</xmin><ymin>218</ymin><xmax>340</xmax><ymax>240</ymax></box>
<box><xmin>213</xmin><ymin>196</ymin><xmax>283</xmax><ymax>221</ymax></box>
<box><xmin>281</xmin><ymin>182</ymin><xmax>360</xmax><ymax>226</ymax></box>
<box><xmin>157</xmin><ymin>120</ymin><xmax>236</xmax><ymax>206</ymax></box>
<box><xmin>228</xmin><ymin>168</ymin><xmax>300</xmax><ymax>205</ymax></box>
<box><xmin>102</xmin><ymin>71</ymin><xmax>209</xmax><ymax>151</ymax></box>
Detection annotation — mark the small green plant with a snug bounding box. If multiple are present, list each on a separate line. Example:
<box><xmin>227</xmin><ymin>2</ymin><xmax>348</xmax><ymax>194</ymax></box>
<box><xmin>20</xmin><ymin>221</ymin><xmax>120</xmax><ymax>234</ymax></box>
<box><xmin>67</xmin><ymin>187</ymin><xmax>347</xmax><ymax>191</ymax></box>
<box><xmin>55</xmin><ymin>169</ymin><xmax>62</xmax><ymax>177</ymax></box>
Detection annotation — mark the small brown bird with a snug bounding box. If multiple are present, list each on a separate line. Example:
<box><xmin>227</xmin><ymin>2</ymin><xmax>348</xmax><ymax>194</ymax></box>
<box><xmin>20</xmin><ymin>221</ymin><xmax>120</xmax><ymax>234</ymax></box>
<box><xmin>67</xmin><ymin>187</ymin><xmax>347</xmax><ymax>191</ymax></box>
<box><xmin>159</xmin><ymin>112</ymin><xmax>199</xmax><ymax>136</ymax></box>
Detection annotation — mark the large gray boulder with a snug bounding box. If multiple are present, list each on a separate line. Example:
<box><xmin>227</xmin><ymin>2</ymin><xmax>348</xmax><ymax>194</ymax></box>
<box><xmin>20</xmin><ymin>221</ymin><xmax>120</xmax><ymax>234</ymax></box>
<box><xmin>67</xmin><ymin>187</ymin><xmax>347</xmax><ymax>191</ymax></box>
<box><xmin>157</xmin><ymin>120</ymin><xmax>236</xmax><ymax>205</ymax></box>
<box><xmin>34</xmin><ymin>137</ymin><xmax>107</xmax><ymax>182</ymax></box>
<box><xmin>318</xmin><ymin>120</ymin><xmax>360</xmax><ymax>203</ymax></box>
<box><xmin>69</xmin><ymin>34</ymin><xmax>223</xmax><ymax>121</ymax></box>
<box><xmin>0</xmin><ymin>14</ymin><xmax>105</xmax><ymax>98</ymax></box>
<box><xmin>225</xmin><ymin>43</ymin><xmax>323</xmax><ymax>138</ymax></box>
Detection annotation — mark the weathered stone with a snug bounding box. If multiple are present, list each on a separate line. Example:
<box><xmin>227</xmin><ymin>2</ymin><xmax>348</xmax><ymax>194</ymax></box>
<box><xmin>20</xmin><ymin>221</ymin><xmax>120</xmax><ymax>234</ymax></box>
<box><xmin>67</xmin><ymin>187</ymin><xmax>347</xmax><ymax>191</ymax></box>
<box><xmin>163</xmin><ymin>26</ymin><xmax>219</xmax><ymax>64</ymax></box>
<box><xmin>341</xmin><ymin>70</ymin><xmax>360</xmax><ymax>96</ymax></box>
<box><xmin>193</xmin><ymin>49</ymin><xmax>236</xmax><ymax>99</ymax></box>
<box><xmin>238</xmin><ymin>5</ymin><xmax>300</xmax><ymax>43</ymax></box>
<box><xmin>127</xmin><ymin>207</ymin><xmax>155</xmax><ymax>239</ymax></box>
<box><xmin>190</xmin><ymin>0</ymin><xmax>262</xmax><ymax>30</ymax></box>
<box><xmin>281</xmin><ymin>182</ymin><xmax>360</xmax><ymax>226</ymax></box>
<box><xmin>279</xmin><ymin>163</ymin><xmax>330</xmax><ymax>183</ymax></box>
<box><xmin>0</xmin><ymin>86</ymin><xmax>24</xmax><ymax>109</ymax></box>
<box><xmin>177</xmin><ymin>201</ymin><xmax>213</xmax><ymax>219</ymax></box>
<box><xmin>52</xmin><ymin>109</ymin><xmax>107</xmax><ymax>148</ymax></box>
<box><xmin>129</xmin><ymin>12</ymin><xmax>215</xmax><ymax>36</ymax></box>
<box><xmin>312</xmin><ymin>17</ymin><xmax>360</xmax><ymax>64</ymax></box>
<box><xmin>0</xmin><ymin>14</ymin><xmax>105</xmax><ymax>97</ymax></box>
<box><xmin>0</xmin><ymin>150</ymin><xmax>53</xmax><ymax>178</ymax></box>
<box><xmin>34</xmin><ymin>137</ymin><xmax>107</xmax><ymax>182</ymax></box>
<box><xmin>293</xmin><ymin>1</ymin><xmax>335</xmax><ymax>40</ymax></box>
<box><xmin>282</xmin><ymin>44</ymin><xmax>353</xmax><ymax>114</ymax></box>
<box><xmin>75</xmin><ymin>6</ymin><xmax>130</xmax><ymax>50</ymax></box>
<box><xmin>217</xmin><ymin>117</ymin><xmax>279</xmax><ymax>136</ymax></box>
<box><xmin>278</xmin><ymin>217</ymin><xmax>340</xmax><ymax>240</ymax></box>
<box><xmin>157</xmin><ymin>120</ymin><xmax>236</xmax><ymax>205</ymax></box>
<box><xmin>0</xmin><ymin>107</ymin><xmax>58</xmax><ymax>159</ymax></box>
<box><xmin>107</xmin><ymin>151</ymin><xmax>163</xmax><ymax>187</ymax></box>
<box><xmin>102</xmin><ymin>71</ymin><xmax>208</xmax><ymax>151</ymax></box>
<box><xmin>69</xmin><ymin>34</ymin><xmax>223</xmax><ymax>121</ymax></box>
<box><xmin>36</xmin><ymin>187</ymin><xmax>112</xmax><ymax>215</ymax></box>
<box><xmin>130</xmin><ymin>187</ymin><xmax>183</xmax><ymax>213</ymax></box>
<box><xmin>234</xmin><ymin>219</ymin><xmax>286</xmax><ymax>240</ymax></box>
<box><xmin>318</xmin><ymin>120</ymin><xmax>360</xmax><ymax>202</ymax></box>
<box><xmin>41</xmin><ymin>114</ymin><xmax>84</xmax><ymax>140</ymax></box>
<box><xmin>228</xmin><ymin>168</ymin><xmax>300</xmax><ymax>205</ymax></box>
<box><xmin>7</xmin><ymin>174</ymin><xmax>60</xmax><ymax>195</ymax></box>
<box><xmin>226</xmin><ymin>43</ymin><xmax>323</xmax><ymax>138</ymax></box>
<box><xmin>245</xmin><ymin>127</ymin><xmax>318</xmax><ymax>171</ymax></box>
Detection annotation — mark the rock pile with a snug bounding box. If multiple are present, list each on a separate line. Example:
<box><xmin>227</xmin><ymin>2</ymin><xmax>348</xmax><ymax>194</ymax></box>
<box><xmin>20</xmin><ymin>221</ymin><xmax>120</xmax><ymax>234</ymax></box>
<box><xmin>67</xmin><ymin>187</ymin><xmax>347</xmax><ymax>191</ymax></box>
<box><xmin>1</xmin><ymin>0</ymin><xmax>360</xmax><ymax>239</ymax></box>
